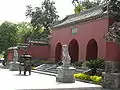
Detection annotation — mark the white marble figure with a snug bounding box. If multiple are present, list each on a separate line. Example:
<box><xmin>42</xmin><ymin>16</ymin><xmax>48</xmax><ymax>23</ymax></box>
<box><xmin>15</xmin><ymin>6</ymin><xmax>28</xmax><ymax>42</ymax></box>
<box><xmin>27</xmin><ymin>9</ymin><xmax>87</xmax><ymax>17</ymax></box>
<box><xmin>62</xmin><ymin>44</ymin><xmax>71</xmax><ymax>66</ymax></box>
<box><xmin>9</xmin><ymin>49</ymin><xmax>19</xmax><ymax>71</ymax></box>
<box><xmin>13</xmin><ymin>49</ymin><xmax>18</xmax><ymax>63</ymax></box>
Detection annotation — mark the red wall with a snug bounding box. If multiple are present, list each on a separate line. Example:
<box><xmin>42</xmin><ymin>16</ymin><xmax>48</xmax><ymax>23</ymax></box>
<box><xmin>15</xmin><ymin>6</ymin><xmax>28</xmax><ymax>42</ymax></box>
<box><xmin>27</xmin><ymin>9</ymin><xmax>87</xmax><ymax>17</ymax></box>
<box><xmin>50</xmin><ymin>17</ymin><xmax>109</xmax><ymax>61</ymax></box>
<box><xmin>106</xmin><ymin>42</ymin><xmax>120</xmax><ymax>61</ymax></box>
<box><xmin>27</xmin><ymin>45</ymin><xmax>50</xmax><ymax>60</ymax></box>
<box><xmin>8</xmin><ymin>45</ymin><xmax>50</xmax><ymax>61</ymax></box>
<box><xmin>7</xmin><ymin>51</ymin><xmax>13</xmax><ymax>61</ymax></box>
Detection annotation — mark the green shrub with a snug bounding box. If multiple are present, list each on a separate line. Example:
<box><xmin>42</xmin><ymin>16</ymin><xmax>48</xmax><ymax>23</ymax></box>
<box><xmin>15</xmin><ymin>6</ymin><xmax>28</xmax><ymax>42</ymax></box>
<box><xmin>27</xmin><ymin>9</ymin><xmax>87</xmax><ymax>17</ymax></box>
<box><xmin>74</xmin><ymin>73</ymin><xmax>90</xmax><ymax>80</ymax></box>
<box><xmin>31</xmin><ymin>59</ymin><xmax>54</xmax><ymax>66</ymax></box>
<box><xmin>31</xmin><ymin>59</ymin><xmax>41</xmax><ymax>66</ymax></box>
<box><xmin>82</xmin><ymin>58</ymin><xmax>104</xmax><ymax>69</ymax></box>
<box><xmin>82</xmin><ymin>58</ymin><xmax>105</xmax><ymax>75</ymax></box>
<box><xmin>90</xmin><ymin>76</ymin><xmax>102</xmax><ymax>83</ymax></box>
<box><xmin>73</xmin><ymin>61</ymin><xmax>84</xmax><ymax>67</ymax></box>
<box><xmin>40</xmin><ymin>60</ymin><xmax>54</xmax><ymax>64</ymax></box>
<box><xmin>74</xmin><ymin>73</ymin><xmax>102</xmax><ymax>84</ymax></box>
<box><xmin>31</xmin><ymin>66</ymin><xmax>36</xmax><ymax>70</ymax></box>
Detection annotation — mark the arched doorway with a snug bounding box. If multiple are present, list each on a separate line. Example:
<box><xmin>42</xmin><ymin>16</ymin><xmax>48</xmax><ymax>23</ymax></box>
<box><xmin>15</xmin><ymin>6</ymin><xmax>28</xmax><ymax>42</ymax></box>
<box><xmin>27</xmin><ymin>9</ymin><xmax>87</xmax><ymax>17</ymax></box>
<box><xmin>55</xmin><ymin>43</ymin><xmax>62</xmax><ymax>63</ymax></box>
<box><xmin>68</xmin><ymin>39</ymin><xmax>79</xmax><ymax>63</ymax></box>
<box><xmin>86</xmin><ymin>39</ymin><xmax>98</xmax><ymax>61</ymax></box>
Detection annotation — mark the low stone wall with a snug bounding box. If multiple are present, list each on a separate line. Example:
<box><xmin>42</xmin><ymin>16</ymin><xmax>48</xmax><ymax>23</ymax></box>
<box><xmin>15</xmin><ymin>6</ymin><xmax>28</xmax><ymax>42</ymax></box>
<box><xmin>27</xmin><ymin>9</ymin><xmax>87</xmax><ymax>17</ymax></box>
<box><xmin>102</xmin><ymin>61</ymin><xmax>120</xmax><ymax>89</ymax></box>
<box><xmin>102</xmin><ymin>72</ymin><xmax>120</xmax><ymax>88</ymax></box>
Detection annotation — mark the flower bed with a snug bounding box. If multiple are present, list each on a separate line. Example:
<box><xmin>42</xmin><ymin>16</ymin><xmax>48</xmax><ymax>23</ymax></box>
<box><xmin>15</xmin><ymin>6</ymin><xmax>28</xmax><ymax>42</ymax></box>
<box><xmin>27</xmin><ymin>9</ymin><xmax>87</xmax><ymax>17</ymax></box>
<box><xmin>74</xmin><ymin>73</ymin><xmax>102</xmax><ymax>84</ymax></box>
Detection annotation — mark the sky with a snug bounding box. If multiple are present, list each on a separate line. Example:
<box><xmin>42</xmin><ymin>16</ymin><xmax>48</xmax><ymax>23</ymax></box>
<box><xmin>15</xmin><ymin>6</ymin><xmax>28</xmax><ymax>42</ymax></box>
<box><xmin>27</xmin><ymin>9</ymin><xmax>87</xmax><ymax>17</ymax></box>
<box><xmin>0</xmin><ymin>0</ymin><xmax>74</xmax><ymax>23</ymax></box>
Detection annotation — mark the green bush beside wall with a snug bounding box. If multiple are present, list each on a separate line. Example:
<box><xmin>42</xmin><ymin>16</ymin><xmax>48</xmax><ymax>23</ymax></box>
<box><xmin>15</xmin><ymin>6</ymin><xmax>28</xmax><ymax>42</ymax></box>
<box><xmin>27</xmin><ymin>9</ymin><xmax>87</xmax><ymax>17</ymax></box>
<box><xmin>74</xmin><ymin>73</ymin><xmax>102</xmax><ymax>84</ymax></box>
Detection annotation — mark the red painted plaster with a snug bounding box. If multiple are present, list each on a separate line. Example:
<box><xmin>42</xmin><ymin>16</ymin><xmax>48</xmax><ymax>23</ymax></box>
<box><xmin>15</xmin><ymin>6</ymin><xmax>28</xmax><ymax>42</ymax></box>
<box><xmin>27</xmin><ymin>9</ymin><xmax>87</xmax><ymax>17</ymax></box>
<box><xmin>50</xmin><ymin>17</ymin><xmax>109</xmax><ymax>61</ymax></box>
<box><xmin>8</xmin><ymin>45</ymin><xmax>50</xmax><ymax>61</ymax></box>
<box><xmin>7</xmin><ymin>51</ymin><xmax>13</xmax><ymax>61</ymax></box>
<box><xmin>106</xmin><ymin>42</ymin><xmax>120</xmax><ymax>61</ymax></box>
<box><xmin>27</xmin><ymin>45</ymin><xmax>50</xmax><ymax>60</ymax></box>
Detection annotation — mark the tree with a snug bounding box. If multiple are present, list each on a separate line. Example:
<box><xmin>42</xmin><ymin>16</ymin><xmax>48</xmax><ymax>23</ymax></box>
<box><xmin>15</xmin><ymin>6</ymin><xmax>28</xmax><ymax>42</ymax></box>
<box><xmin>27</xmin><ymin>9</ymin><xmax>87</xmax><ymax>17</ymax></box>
<box><xmin>72</xmin><ymin>0</ymin><xmax>102</xmax><ymax>13</ymax></box>
<box><xmin>105</xmin><ymin>22</ymin><xmax>120</xmax><ymax>42</ymax></box>
<box><xmin>29</xmin><ymin>27</ymin><xmax>48</xmax><ymax>41</ymax></box>
<box><xmin>0</xmin><ymin>21</ymin><xmax>18</xmax><ymax>59</ymax></box>
<box><xmin>17</xmin><ymin>22</ymin><xmax>33</xmax><ymax>43</ymax></box>
<box><xmin>108</xmin><ymin>0</ymin><xmax>120</xmax><ymax>21</ymax></box>
<box><xmin>74</xmin><ymin>4</ymin><xmax>86</xmax><ymax>14</ymax></box>
<box><xmin>17</xmin><ymin>22</ymin><xmax>48</xmax><ymax>43</ymax></box>
<box><xmin>104</xmin><ymin>0</ymin><xmax>120</xmax><ymax>42</ymax></box>
<box><xmin>26</xmin><ymin>0</ymin><xmax>59</xmax><ymax>40</ymax></box>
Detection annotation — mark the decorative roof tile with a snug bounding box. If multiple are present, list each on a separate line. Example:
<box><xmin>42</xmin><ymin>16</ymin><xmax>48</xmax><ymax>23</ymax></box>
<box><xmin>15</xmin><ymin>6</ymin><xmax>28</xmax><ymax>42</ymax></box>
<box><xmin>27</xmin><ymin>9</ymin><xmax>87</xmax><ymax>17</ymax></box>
<box><xmin>53</xmin><ymin>3</ymin><xmax>108</xmax><ymax>28</ymax></box>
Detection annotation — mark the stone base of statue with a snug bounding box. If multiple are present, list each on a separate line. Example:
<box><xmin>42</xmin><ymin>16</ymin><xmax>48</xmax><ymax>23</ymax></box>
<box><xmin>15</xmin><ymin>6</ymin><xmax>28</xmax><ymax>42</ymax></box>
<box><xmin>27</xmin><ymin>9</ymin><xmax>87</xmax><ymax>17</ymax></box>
<box><xmin>9</xmin><ymin>62</ymin><xmax>20</xmax><ymax>71</ymax></box>
<box><xmin>56</xmin><ymin>65</ymin><xmax>76</xmax><ymax>83</ymax></box>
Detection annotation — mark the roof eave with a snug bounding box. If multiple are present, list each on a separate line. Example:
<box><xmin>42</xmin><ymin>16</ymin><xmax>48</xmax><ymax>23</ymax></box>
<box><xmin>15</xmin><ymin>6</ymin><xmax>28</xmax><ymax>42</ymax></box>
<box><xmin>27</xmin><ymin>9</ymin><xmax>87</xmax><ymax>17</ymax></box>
<box><xmin>52</xmin><ymin>13</ymin><xmax>108</xmax><ymax>29</ymax></box>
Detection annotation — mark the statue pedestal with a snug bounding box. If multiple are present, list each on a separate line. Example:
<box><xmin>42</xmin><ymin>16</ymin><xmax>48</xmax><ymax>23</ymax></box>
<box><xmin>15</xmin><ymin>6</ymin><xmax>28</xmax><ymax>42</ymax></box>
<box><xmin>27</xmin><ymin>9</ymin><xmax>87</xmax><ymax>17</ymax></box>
<box><xmin>56</xmin><ymin>65</ymin><xmax>76</xmax><ymax>83</ymax></box>
<box><xmin>9</xmin><ymin>62</ymin><xmax>20</xmax><ymax>71</ymax></box>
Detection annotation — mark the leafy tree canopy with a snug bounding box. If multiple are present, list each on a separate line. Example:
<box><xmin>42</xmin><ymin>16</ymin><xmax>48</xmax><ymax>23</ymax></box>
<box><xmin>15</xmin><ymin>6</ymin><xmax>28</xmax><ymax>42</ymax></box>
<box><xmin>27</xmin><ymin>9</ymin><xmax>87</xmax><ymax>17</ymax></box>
<box><xmin>0</xmin><ymin>21</ymin><xmax>18</xmax><ymax>59</ymax></box>
<box><xmin>72</xmin><ymin>0</ymin><xmax>102</xmax><ymax>13</ymax></box>
<box><xmin>104</xmin><ymin>0</ymin><xmax>120</xmax><ymax>42</ymax></box>
<box><xmin>17</xmin><ymin>22</ymin><xmax>33</xmax><ymax>43</ymax></box>
<box><xmin>105</xmin><ymin>22</ymin><xmax>120</xmax><ymax>42</ymax></box>
<box><xmin>108</xmin><ymin>0</ymin><xmax>120</xmax><ymax>21</ymax></box>
<box><xmin>26</xmin><ymin>0</ymin><xmax>59</xmax><ymax>40</ymax></box>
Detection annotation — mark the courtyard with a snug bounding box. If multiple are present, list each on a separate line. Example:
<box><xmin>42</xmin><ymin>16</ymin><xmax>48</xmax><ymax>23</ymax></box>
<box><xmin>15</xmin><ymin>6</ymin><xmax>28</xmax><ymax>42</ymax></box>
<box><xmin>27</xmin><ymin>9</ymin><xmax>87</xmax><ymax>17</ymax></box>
<box><xmin>0</xmin><ymin>0</ymin><xmax>120</xmax><ymax>90</ymax></box>
<box><xmin>0</xmin><ymin>64</ymin><xmax>103</xmax><ymax>90</ymax></box>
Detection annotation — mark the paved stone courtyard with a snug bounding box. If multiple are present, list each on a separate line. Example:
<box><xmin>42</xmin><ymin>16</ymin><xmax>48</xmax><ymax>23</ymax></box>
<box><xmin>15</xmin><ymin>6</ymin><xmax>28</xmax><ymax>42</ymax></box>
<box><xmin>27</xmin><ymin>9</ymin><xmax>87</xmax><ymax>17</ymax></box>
<box><xmin>0</xmin><ymin>66</ymin><xmax>103</xmax><ymax>90</ymax></box>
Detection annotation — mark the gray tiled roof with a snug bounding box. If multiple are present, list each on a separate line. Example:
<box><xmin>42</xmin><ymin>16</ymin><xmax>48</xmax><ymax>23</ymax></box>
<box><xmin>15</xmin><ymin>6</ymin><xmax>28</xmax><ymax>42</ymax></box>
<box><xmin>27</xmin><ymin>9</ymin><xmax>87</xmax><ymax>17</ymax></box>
<box><xmin>53</xmin><ymin>3</ymin><xmax>108</xmax><ymax>28</ymax></box>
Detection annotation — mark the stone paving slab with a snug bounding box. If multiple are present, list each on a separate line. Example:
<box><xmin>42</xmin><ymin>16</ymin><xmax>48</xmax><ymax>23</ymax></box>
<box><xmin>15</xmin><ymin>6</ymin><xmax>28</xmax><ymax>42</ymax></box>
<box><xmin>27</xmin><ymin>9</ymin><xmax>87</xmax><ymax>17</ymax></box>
<box><xmin>32</xmin><ymin>70</ymin><xmax>118</xmax><ymax>90</ymax></box>
<box><xmin>0</xmin><ymin>67</ymin><xmax>103</xmax><ymax>90</ymax></box>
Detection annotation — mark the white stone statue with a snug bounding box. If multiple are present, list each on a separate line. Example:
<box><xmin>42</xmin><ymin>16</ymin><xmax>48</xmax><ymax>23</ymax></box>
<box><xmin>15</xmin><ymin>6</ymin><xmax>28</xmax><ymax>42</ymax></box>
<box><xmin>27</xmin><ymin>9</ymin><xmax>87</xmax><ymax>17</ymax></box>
<box><xmin>13</xmin><ymin>49</ymin><xmax>18</xmax><ymax>63</ymax></box>
<box><xmin>9</xmin><ymin>49</ymin><xmax>19</xmax><ymax>71</ymax></box>
<box><xmin>56</xmin><ymin>44</ymin><xmax>75</xmax><ymax>83</ymax></box>
<box><xmin>62</xmin><ymin>44</ymin><xmax>71</xmax><ymax>66</ymax></box>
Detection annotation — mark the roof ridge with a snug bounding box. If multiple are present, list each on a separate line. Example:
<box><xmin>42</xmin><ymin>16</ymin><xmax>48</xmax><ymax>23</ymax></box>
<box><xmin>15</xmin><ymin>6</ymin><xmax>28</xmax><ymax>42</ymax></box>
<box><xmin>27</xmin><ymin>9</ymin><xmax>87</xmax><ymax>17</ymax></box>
<box><xmin>52</xmin><ymin>3</ymin><xmax>108</xmax><ymax>28</ymax></box>
<box><xmin>63</xmin><ymin>3</ymin><xmax>108</xmax><ymax>20</ymax></box>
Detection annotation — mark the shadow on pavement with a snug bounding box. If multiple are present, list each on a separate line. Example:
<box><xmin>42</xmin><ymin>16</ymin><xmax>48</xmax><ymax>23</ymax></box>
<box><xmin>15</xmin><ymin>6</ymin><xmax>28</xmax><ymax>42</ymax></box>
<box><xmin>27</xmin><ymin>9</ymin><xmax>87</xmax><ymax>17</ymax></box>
<box><xmin>0</xmin><ymin>64</ymin><xmax>8</xmax><ymax>69</ymax></box>
<box><xmin>14</xmin><ymin>74</ymin><xmax>29</xmax><ymax>76</ymax></box>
